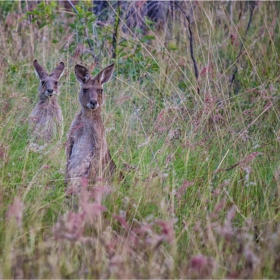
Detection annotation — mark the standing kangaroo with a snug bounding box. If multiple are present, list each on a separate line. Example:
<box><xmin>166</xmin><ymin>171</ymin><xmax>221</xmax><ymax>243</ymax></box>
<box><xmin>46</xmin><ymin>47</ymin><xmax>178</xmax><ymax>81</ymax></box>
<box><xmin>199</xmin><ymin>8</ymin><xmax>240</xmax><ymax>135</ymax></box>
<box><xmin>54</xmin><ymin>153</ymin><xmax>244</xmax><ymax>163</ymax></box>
<box><xmin>66</xmin><ymin>63</ymin><xmax>116</xmax><ymax>193</ymax></box>
<box><xmin>29</xmin><ymin>60</ymin><xmax>65</xmax><ymax>147</ymax></box>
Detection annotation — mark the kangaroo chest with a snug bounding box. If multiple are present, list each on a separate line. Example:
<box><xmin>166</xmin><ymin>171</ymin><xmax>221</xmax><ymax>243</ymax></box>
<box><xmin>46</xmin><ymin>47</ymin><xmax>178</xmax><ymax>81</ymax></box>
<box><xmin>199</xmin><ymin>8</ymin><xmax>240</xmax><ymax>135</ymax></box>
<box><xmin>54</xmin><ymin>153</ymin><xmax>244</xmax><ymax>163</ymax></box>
<box><xmin>31</xmin><ymin>100</ymin><xmax>60</xmax><ymax>122</ymax></box>
<box><xmin>69</xmin><ymin>122</ymin><xmax>107</xmax><ymax>169</ymax></box>
<box><xmin>29</xmin><ymin>100</ymin><xmax>62</xmax><ymax>142</ymax></box>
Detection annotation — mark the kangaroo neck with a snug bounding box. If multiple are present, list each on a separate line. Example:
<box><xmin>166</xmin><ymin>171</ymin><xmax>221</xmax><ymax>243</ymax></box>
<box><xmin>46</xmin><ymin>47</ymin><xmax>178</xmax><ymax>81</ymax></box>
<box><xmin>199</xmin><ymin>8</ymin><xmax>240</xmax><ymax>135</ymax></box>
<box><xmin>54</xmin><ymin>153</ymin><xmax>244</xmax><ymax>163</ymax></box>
<box><xmin>81</xmin><ymin>108</ymin><xmax>104</xmax><ymax>132</ymax></box>
<box><xmin>39</xmin><ymin>95</ymin><xmax>58</xmax><ymax>106</ymax></box>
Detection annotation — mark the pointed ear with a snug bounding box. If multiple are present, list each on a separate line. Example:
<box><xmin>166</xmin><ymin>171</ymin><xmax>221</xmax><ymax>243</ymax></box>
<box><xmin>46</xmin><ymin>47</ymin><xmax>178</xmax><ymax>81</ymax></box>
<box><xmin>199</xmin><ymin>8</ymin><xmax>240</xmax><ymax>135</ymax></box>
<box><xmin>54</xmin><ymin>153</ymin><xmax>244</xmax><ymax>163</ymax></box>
<box><xmin>75</xmin><ymin>64</ymin><xmax>90</xmax><ymax>85</ymax></box>
<box><xmin>50</xmin><ymin>62</ymin><xmax>65</xmax><ymax>80</ymax></box>
<box><xmin>96</xmin><ymin>63</ymin><xmax>114</xmax><ymax>86</ymax></box>
<box><xmin>33</xmin><ymin>60</ymin><xmax>48</xmax><ymax>80</ymax></box>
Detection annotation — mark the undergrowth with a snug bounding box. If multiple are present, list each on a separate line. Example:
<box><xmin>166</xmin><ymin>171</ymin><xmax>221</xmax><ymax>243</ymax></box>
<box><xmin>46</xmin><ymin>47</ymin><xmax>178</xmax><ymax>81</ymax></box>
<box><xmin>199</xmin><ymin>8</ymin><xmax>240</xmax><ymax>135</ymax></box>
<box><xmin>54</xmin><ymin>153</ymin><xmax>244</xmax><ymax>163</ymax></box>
<box><xmin>0</xmin><ymin>1</ymin><xmax>280</xmax><ymax>278</ymax></box>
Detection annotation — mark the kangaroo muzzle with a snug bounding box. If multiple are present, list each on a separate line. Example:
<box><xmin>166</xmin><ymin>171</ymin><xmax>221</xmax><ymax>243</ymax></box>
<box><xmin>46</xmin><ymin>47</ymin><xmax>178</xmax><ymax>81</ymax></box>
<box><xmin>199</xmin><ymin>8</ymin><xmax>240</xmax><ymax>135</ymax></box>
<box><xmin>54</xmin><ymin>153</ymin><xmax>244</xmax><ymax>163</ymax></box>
<box><xmin>45</xmin><ymin>88</ymin><xmax>54</xmax><ymax>96</ymax></box>
<box><xmin>87</xmin><ymin>100</ymin><xmax>99</xmax><ymax>110</ymax></box>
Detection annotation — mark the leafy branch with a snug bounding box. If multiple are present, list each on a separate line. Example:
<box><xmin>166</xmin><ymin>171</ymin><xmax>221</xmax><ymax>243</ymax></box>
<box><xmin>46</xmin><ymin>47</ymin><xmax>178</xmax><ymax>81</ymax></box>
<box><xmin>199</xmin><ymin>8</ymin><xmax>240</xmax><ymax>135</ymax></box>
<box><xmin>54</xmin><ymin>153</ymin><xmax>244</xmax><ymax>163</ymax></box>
<box><xmin>67</xmin><ymin>0</ymin><xmax>95</xmax><ymax>59</ymax></box>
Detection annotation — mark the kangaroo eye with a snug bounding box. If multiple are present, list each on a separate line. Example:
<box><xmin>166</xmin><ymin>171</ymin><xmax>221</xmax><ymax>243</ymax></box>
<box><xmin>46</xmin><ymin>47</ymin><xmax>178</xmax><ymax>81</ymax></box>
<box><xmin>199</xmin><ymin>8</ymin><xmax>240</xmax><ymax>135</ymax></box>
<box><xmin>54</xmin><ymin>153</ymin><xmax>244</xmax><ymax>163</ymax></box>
<box><xmin>54</xmin><ymin>81</ymin><xmax>58</xmax><ymax>86</ymax></box>
<box><xmin>83</xmin><ymin>89</ymin><xmax>88</xmax><ymax>94</ymax></box>
<box><xmin>41</xmin><ymin>81</ymin><xmax>46</xmax><ymax>86</ymax></box>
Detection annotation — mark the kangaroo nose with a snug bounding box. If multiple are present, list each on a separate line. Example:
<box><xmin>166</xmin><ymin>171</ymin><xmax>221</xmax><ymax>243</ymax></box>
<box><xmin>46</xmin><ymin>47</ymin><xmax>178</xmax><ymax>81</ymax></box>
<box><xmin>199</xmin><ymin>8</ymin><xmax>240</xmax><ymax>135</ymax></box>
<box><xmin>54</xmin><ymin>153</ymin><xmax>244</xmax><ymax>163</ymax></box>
<box><xmin>48</xmin><ymin>89</ymin><xmax>54</xmax><ymax>94</ymax></box>
<box><xmin>89</xmin><ymin>100</ymin><xmax>98</xmax><ymax>109</ymax></box>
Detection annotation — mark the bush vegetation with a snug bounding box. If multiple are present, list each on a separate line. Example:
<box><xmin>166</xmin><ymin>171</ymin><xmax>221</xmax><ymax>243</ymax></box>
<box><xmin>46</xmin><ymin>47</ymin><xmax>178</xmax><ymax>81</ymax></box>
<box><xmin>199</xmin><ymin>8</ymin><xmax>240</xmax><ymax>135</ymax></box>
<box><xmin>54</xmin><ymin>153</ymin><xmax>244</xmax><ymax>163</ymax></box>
<box><xmin>0</xmin><ymin>1</ymin><xmax>280</xmax><ymax>278</ymax></box>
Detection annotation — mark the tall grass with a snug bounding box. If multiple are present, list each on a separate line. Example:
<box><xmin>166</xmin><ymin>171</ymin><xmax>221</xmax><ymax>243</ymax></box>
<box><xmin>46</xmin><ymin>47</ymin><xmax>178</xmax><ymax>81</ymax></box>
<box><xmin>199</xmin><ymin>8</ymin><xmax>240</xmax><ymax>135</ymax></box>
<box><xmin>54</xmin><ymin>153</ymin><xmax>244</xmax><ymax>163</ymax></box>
<box><xmin>0</xmin><ymin>1</ymin><xmax>280</xmax><ymax>278</ymax></box>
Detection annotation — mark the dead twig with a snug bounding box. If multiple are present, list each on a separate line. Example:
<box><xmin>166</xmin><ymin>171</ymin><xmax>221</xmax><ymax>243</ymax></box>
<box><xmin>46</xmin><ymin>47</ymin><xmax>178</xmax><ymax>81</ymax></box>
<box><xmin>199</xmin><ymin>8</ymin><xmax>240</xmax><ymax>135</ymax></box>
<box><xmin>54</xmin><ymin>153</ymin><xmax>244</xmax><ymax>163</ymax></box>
<box><xmin>229</xmin><ymin>1</ymin><xmax>257</xmax><ymax>96</ymax></box>
<box><xmin>112</xmin><ymin>0</ymin><xmax>121</xmax><ymax>60</ymax></box>
<box><xmin>175</xmin><ymin>2</ymin><xmax>199</xmax><ymax>93</ymax></box>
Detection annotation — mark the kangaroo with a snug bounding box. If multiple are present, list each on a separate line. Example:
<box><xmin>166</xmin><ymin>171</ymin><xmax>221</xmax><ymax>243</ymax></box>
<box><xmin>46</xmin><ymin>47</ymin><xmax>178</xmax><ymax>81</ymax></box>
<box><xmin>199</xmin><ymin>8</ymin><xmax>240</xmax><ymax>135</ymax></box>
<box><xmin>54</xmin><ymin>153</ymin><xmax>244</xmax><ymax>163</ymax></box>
<box><xmin>29</xmin><ymin>60</ymin><xmax>65</xmax><ymax>148</ymax></box>
<box><xmin>66</xmin><ymin>63</ymin><xmax>116</xmax><ymax>193</ymax></box>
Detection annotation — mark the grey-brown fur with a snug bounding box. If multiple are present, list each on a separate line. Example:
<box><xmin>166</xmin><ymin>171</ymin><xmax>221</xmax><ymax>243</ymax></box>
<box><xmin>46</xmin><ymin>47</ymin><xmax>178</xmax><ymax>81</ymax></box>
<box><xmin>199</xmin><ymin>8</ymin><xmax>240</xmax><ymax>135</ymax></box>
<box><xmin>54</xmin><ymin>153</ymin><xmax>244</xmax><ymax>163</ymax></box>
<box><xmin>66</xmin><ymin>63</ymin><xmax>116</xmax><ymax>193</ymax></box>
<box><xmin>29</xmin><ymin>60</ymin><xmax>64</xmax><ymax>146</ymax></box>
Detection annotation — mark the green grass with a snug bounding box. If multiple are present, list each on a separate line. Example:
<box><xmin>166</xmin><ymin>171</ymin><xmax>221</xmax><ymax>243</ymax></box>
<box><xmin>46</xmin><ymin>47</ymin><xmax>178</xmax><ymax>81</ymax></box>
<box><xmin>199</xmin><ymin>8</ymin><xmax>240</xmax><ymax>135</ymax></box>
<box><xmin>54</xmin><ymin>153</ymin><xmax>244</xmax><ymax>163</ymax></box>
<box><xmin>1</xmin><ymin>1</ymin><xmax>280</xmax><ymax>278</ymax></box>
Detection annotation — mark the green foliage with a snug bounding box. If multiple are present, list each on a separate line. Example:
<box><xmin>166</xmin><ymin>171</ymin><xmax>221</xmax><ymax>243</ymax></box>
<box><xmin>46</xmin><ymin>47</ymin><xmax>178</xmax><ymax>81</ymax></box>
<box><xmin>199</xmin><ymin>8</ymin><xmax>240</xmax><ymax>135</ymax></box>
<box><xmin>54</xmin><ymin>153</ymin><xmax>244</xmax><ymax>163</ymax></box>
<box><xmin>117</xmin><ymin>42</ymin><xmax>160</xmax><ymax>81</ymax></box>
<box><xmin>0</xmin><ymin>1</ymin><xmax>17</xmax><ymax>18</ymax></box>
<box><xmin>26</xmin><ymin>1</ymin><xmax>58</xmax><ymax>28</ymax></box>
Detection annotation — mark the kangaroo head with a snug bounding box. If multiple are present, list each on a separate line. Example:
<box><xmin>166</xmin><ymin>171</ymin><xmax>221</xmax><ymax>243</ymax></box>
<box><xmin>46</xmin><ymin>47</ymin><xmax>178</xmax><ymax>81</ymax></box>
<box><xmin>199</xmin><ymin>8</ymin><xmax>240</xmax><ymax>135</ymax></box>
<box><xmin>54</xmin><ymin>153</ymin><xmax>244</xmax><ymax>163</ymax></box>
<box><xmin>74</xmin><ymin>63</ymin><xmax>114</xmax><ymax>111</ymax></box>
<box><xmin>33</xmin><ymin>60</ymin><xmax>65</xmax><ymax>100</ymax></box>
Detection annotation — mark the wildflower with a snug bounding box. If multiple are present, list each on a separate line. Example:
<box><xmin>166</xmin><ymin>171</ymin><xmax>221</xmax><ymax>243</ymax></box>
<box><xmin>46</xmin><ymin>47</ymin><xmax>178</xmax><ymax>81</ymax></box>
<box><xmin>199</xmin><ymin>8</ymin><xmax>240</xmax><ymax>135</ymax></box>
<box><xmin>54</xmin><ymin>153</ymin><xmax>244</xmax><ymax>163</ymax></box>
<box><xmin>189</xmin><ymin>255</ymin><xmax>215</xmax><ymax>276</ymax></box>
<box><xmin>176</xmin><ymin>180</ymin><xmax>194</xmax><ymax>199</ymax></box>
<box><xmin>53</xmin><ymin>211</ymin><xmax>85</xmax><ymax>241</ymax></box>
<box><xmin>113</xmin><ymin>214</ymin><xmax>129</xmax><ymax>230</ymax></box>
<box><xmin>156</xmin><ymin>219</ymin><xmax>176</xmax><ymax>244</ymax></box>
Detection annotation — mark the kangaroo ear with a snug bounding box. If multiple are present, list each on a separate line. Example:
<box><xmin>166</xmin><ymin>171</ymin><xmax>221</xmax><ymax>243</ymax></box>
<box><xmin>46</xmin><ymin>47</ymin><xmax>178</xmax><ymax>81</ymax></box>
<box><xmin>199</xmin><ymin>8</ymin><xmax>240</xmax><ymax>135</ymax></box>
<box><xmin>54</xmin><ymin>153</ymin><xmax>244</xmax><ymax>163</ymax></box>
<box><xmin>50</xmin><ymin>62</ymin><xmax>65</xmax><ymax>80</ymax></box>
<box><xmin>33</xmin><ymin>60</ymin><xmax>48</xmax><ymax>80</ymax></box>
<box><xmin>75</xmin><ymin>64</ymin><xmax>90</xmax><ymax>85</ymax></box>
<box><xmin>96</xmin><ymin>63</ymin><xmax>114</xmax><ymax>86</ymax></box>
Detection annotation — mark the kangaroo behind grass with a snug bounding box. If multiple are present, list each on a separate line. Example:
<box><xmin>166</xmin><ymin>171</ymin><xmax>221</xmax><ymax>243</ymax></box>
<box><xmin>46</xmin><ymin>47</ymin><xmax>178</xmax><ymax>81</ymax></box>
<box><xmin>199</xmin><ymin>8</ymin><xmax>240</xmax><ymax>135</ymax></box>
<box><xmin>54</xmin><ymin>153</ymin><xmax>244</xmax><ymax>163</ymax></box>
<box><xmin>29</xmin><ymin>60</ymin><xmax>65</xmax><ymax>151</ymax></box>
<box><xmin>66</xmin><ymin>63</ymin><xmax>118</xmax><ymax>194</ymax></box>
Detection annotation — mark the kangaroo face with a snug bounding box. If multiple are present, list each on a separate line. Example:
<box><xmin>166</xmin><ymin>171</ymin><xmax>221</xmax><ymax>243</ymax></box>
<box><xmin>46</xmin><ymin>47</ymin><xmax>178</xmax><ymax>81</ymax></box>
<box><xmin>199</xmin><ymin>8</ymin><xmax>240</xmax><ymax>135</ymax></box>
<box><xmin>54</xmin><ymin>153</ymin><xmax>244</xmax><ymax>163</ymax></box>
<box><xmin>40</xmin><ymin>77</ymin><xmax>59</xmax><ymax>97</ymax></box>
<box><xmin>33</xmin><ymin>60</ymin><xmax>65</xmax><ymax>100</ymax></box>
<box><xmin>75</xmin><ymin>63</ymin><xmax>114</xmax><ymax>112</ymax></box>
<box><xmin>79</xmin><ymin>79</ymin><xmax>103</xmax><ymax>111</ymax></box>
